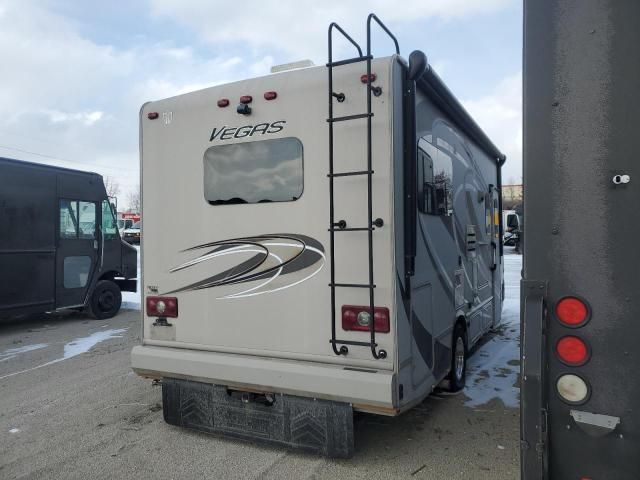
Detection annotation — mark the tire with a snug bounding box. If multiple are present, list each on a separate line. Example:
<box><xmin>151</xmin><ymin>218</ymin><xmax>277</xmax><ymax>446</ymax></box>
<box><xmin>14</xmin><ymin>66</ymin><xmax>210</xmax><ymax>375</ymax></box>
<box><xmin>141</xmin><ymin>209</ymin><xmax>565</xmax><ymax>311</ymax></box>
<box><xmin>89</xmin><ymin>280</ymin><xmax>122</xmax><ymax>319</ymax></box>
<box><xmin>447</xmin><ymin>323</ymin><xmax>468</xmax><ymax>392</ymax></box>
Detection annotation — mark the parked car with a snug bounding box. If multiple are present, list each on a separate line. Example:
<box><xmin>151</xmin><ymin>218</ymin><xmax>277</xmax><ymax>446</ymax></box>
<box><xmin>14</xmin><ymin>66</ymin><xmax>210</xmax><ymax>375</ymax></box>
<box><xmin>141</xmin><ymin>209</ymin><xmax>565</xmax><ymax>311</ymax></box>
<box><xmin>123</xmin><ymin>221</ymin><xmax>141</xmax><ymax>244</ymax></box>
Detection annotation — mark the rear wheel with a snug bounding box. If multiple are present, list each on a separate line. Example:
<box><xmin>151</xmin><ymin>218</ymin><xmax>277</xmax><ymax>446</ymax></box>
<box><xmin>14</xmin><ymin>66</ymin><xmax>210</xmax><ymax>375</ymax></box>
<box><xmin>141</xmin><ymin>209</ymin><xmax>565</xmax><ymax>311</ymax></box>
<box><xmin>89</xmin><ymin>280</ymin><xmax>122</xmax><ymax>319</ymax></box>
<box><xmin>447</xmin><ymin>323</ymin><xmax>468</xmax><ymax>392</ymax></box>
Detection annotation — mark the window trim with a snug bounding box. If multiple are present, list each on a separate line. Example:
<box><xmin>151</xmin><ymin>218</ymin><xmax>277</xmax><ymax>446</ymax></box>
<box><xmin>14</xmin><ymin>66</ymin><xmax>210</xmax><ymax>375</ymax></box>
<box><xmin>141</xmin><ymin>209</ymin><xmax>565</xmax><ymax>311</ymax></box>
<box><xmin>202</xmin><ymin>136</ymin><xmax>305</xmax><ymax>206</ymax></box>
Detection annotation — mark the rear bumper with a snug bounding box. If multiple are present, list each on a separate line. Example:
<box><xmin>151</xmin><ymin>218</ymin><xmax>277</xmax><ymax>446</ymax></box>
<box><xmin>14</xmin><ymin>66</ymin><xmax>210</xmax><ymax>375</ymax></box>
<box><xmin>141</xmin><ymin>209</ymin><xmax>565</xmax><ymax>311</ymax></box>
<box><xmin>131</xmin><ymin>345</ymin><xmax>397</xmax><ymax>414</ymax></box>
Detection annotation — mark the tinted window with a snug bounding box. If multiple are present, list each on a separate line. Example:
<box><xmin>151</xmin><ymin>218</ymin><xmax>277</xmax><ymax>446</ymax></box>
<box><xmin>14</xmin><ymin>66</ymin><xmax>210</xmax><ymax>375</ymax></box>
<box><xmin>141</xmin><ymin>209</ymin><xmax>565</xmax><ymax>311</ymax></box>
<box><xmin>203</xmin><ymin>137</ymin><xmax>303</xmax><ymax>205</ymax></box>
<box><xmin>63</xmin><ymin>256</ymin><xmax>91</xmax><ymax>288</ymax></box>
<box><xmin>418</xmin><ymin>137</ymin><xmax>453</xmax><ymax>216</ymax></box>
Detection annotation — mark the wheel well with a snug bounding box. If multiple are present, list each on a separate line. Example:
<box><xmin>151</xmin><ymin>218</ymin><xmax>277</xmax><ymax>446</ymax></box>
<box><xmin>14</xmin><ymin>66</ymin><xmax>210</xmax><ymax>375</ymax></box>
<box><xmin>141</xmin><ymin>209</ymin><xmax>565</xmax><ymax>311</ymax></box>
<box><xmin>98</xmin><ymin>270</ymin><xmax>121</xmax><ymax>282</ymax></box>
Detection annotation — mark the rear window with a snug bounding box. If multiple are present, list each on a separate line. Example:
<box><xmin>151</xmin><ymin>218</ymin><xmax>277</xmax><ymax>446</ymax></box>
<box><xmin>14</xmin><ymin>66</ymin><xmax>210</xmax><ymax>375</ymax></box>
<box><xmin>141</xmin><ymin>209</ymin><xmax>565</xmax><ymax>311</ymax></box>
<box><xmin>203</xmin><ymin>137</ymin><xmax>303</xmax><ymax>205</ymax></box>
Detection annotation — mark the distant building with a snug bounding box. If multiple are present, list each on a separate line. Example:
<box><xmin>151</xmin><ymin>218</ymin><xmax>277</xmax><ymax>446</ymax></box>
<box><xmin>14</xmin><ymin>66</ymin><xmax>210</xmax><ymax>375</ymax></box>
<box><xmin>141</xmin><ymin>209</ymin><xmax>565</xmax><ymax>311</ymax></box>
<box><xmin>502</xmin><ymin>184</ymin><xmax>523</xmax><ymax>209</ymax></box>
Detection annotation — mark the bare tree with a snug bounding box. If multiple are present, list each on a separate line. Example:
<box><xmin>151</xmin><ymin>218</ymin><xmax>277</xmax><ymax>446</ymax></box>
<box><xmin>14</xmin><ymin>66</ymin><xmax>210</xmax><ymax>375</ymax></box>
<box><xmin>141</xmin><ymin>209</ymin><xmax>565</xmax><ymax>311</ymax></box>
<box><xmin>104</xmin><ymin>176</ymin><xmax>121</xmax><ymax>198</ymax></box>
<box><xmin>127</xmin><ymin>185</ymin><xmax>140</xmax><ymax>213</ymax></box>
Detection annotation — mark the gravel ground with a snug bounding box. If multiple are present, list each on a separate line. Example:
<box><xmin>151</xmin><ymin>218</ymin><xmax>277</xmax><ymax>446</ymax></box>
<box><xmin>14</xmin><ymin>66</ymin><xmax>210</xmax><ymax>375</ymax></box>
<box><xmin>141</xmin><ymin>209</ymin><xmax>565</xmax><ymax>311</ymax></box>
<box><xmin>0</xmin><ymin>251</ymin><xmax>521</xmax><ymax>480</ymax></box>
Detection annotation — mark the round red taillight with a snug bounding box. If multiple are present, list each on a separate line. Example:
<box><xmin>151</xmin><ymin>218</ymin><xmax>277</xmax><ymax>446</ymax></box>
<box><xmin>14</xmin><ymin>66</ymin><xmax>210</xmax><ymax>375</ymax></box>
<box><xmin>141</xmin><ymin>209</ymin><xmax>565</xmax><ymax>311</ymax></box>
<box><xmin>239</xmin><ymin>95</ymin><xmax>253</xmax><ymax>104</ymax></box>
<box><xmin>147</xmin><ymin>112</ymin><xmax>159</xmax><ymax>120</ymax></box>
<box><xmin>556</xmin><ymin>297</ymin><xmax>589</xmax><ymax>326</ymax></box>
<box><xmin>217</xmin><ymin>98</ymin><xmax>230</xmax><ymax>107</ymax></box>
<box><xmin>556</xmin><ymin>336</ymin><xmax>589</xmax><ymax>366</ymax></box>
<box><xmin>264</xmin><ymin>91</ymin><xmax>277</xmax><ymax>100</ymax></box>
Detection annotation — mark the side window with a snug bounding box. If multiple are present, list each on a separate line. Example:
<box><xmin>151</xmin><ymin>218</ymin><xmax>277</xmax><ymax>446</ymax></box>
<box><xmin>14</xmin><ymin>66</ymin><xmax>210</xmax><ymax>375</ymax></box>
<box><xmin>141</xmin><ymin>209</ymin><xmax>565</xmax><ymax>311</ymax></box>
<box><xmin>485</xmin><ymin>193</ymin><xmax>492</xmax><ymax>235</ymax></box>
<box><xmin>60</xmin><ymin>200</ymin><xmax>79</xmax><ymax>238</ymax></box>
<box><xmin>101</xmin><ymin>200</ymin><xmax>118</xmax><ymax>240</ymax></box>
<box><xmin>78</xmin><ymin>201</ymin><xmax>96</xmax><ymax>239</ymax></box>
<box><xmin>418</xmin><ymin>137</ymin><xmax>453</xmax><ymax>216</ymax></box>
<box><xmin>59</xmin><ymin>200</ymin><xmax>96</xmax><ymax>239</ymax></box>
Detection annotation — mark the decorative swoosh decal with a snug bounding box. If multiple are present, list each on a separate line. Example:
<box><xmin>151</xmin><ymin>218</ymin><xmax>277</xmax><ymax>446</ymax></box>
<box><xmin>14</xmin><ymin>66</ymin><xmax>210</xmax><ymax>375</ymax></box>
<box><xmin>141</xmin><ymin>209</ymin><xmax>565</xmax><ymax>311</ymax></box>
<box><xmin>165</xmin><ymin>234</ymin><xmax>325</xmax><ymax>299</ymax></box>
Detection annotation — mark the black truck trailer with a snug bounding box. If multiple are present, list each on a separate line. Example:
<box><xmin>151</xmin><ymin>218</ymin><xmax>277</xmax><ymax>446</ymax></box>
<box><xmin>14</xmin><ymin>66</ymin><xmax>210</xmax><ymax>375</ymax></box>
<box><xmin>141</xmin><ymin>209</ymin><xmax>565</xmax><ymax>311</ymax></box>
<box><xmin>0</xmin><ymin>157</ymin><xmax>137</xmax><ymax>320</ymax></box>
<box><xmin>522</xmin><ymin>1</ymin><xmax>639</xmax><ymax>478</ymax></box>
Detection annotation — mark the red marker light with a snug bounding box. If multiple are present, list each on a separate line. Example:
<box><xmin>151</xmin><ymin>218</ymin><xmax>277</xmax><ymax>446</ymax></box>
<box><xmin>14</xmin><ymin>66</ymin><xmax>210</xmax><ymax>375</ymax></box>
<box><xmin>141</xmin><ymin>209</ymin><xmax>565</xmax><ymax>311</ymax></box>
<box><xmin>556</xmin><ymin>297</ymin><xmax>589</xmax><ymax>326</ymax></box>
<box><xmin>264</xmin><ymin>91</ymin><xmax>277</xmax><ymax>100</ymax></box>
<box><xmin>556</xmin><ymin>336</ymin><xmax>589</xmax><ymax>366</ymax></box>
<box><xmin>360</xmin><ymin>73</ymin><xmax>377</xmax><ymax>84</ymax></box>
<box><xmin>240</xmin><ymin>95</ymin><xmax>253</xmax><ymax>104</ymax></box>
<box><xmin>217</xmin><ymin>98</ymin><xmax>230</xmax><ymax>107</ymax></box>
<box><xmin>147</xmin><ymin>112</ymin><xmax>159</xmax><ymax>120</ymax></box>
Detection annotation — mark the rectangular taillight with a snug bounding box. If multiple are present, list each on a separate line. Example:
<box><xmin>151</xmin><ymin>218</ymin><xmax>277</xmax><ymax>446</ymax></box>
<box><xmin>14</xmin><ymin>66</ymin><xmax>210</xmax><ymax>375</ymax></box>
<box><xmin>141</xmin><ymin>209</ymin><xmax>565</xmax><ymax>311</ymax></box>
<box><xmin>342</xmin><ymin>305</ymin><xmax>390</xmax><ymax>333</ymax></box>
<box><xmin>146</xmin><ymin>296</ymin><xmax>178</xmax><ymax>318</ymax></box>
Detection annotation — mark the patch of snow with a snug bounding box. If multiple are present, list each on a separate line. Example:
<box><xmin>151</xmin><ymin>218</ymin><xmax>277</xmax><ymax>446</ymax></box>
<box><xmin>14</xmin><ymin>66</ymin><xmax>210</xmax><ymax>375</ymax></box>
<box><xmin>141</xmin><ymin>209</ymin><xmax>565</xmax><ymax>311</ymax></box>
<box><xmin>463</xmin><ymin>251</ymin><xmax>521</xmax><ymax>409</ymax></box>
<box><xmin>0</xmin><ymin>329</ymin><xmax>127</xmax><ymax>380</ymax></box>
<box><xmin>0</xmin><ymin>343</ymin><xmax>48</xmax><ymax>363</ymax></box>
<box><xmin>9</xmin><ymin>428</ymin><xmax>20</xmax><ymax>434</ymax></box>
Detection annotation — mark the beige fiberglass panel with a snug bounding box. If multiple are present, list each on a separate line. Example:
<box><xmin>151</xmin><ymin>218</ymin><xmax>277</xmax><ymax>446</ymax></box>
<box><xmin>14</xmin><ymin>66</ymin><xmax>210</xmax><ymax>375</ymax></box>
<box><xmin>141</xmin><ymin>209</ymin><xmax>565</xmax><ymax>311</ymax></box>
<box><xmin>141</xmin><ymin>58</ymin><xmax>397</xmax><ymax>369</ymax></box>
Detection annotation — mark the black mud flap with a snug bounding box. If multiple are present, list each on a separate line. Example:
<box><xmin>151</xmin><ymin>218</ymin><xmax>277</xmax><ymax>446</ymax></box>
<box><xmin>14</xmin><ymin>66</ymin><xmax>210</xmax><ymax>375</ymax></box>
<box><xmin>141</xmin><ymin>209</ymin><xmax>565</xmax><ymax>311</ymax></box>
<box><xmin>162</xmin><ymin>378</ymin><xmax>354</xmax><ymax>458</ymax></box>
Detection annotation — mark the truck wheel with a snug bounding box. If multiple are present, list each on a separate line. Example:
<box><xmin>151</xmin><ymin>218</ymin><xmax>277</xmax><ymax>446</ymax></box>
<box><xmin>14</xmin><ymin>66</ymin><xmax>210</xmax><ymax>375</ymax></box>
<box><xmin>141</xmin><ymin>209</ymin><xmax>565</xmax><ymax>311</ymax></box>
<box><xmin>447</xmin><ymin>323</ymin><xmax>468</xmax><ymax>392</ymax></box>
<box><xmin>89</xmin><ymin>280</ymin><xmax>122</xmax><ymax>319</ymax></box>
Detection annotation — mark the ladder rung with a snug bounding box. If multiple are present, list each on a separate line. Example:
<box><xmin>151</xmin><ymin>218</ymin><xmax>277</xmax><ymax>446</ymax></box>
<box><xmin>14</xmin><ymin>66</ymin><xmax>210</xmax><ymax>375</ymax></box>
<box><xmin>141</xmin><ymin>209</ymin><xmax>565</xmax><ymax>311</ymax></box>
<box><xmin>330</xmin><ymin>339</ymin><xmax>377</xmax><ymax>347</ymax></box>
<box><xmin>326</xmin><ymin>55</ymin><xmax>373</xmax><ymax>67</ymax></box>
<box><xmin>328</xmin><ymin>170</ymin><xmax>374</xmax><ymax>178</ymax></box>
<box><xmin>329</xmin><ymin>283</ymin><xmax>376</xmax><ymax>289</ymax></box>
<box><xmin>327</xmin><ymin>113</ymin><xmax>373</xmax><ymax>123</ymax></box>
<box><xmin>328</xmin><ymin>227</ymin><xmax>374</xmax><ymax>232</ymax></box>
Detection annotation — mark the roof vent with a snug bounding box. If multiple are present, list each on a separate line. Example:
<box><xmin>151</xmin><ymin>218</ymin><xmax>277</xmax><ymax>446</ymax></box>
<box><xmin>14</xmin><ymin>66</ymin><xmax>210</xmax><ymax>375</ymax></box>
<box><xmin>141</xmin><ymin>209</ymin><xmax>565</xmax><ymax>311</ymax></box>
<box><xmin>270</xmin><ymin>60</ymin><xmax>315</xmax><ymax>73</ymax></box>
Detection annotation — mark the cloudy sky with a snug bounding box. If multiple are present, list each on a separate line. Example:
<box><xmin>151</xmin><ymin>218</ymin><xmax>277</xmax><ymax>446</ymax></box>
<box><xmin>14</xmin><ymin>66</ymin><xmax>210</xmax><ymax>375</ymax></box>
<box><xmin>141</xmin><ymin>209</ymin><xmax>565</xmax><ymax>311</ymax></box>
<box><xmin>0</xmin><ymin>0</ymin><xmax>522</xmax><ymax>208</ymax></box>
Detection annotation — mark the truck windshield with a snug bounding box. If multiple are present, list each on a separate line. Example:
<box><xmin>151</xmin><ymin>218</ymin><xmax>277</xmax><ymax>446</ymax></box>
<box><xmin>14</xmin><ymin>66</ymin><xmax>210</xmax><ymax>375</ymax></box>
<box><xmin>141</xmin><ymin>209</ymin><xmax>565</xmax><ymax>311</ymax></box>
<box><xmin>203</xmin><ymin>137</ymin><xmax>303</xmax><ymax>205</ymax></box>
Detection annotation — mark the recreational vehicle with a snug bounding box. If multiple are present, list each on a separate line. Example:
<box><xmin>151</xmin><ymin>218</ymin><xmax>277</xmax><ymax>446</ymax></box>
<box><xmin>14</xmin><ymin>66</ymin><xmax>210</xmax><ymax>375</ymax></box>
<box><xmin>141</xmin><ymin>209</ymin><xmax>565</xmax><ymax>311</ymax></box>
<box><xmin>132</xmin><ymin>15</ymin><xmax>505</xmax><ymax>457</ymax></box>
<box><xmin>522</xmin><ymin>1</ymin><xmax>639</xmax><ymax>478</ymax></box>
<box><xmin>0</xmin><ymin>157</ymin><xmax>138</xmax><ymax>320</ymax></box>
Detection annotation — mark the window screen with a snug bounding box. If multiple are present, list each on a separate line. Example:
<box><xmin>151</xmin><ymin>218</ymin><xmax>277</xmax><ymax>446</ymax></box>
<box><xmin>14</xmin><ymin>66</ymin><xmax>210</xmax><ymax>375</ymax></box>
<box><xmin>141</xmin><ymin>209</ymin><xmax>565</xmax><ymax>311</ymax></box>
<box><xmin>203</xmin><ymin>137</ymin><xmax>303</xmax><ymax>205</ymax></box>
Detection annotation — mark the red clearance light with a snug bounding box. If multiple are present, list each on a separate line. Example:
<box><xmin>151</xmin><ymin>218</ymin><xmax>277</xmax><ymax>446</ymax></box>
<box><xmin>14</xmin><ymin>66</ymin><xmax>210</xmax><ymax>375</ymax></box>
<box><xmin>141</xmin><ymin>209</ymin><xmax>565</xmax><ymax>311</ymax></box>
<box><xmin>146</xmin><ymin>296</ymin><xmax>178</xmax><ymax>318</ymax></box>
<box><xmin>556</xmin><ymin>336</ymin><xmax>589</xmax><ymax>366</ymax></box>
<box><xmin>556</xmin><ymin>297</ymin><xmax>589</xmax><ymax>326</ymax></box>
<box><xmin>147</xmin><ymin>112</ymin><xmax>159</xmax><ymax>120</ymax></box>
<box><xmin>360</xmin><ymin>73</ymin><xmax>377</xmax><ymax>84</ymax></box>
<box><xmin>342</xmin><ymin>305</ymin><xmax>390</xmax><ymax>333</ymax></box>
<box><xmin>264</xmin><ymin>91</ymin><xmax>277</xmax><ymax>100</ymax></box>
<box><xmin>239</xmin><ymin>95</ymin><xmax>253</xmax><ymax>104</ymax></box>
<box><xmin>217</xmin><ymin>98</ymin><xmax>230</xmax><ymax>107</ymax></box>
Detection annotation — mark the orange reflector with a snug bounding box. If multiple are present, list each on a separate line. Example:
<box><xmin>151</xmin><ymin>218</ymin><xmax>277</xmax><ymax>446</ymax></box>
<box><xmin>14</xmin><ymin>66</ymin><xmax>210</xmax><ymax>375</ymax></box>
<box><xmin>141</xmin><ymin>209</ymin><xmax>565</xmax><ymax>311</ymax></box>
<box><xmin>556</xmin><ymin>336</ymin><xmax>589</xmax><ymax>365</ymax></box>
<box><xmin>556</xmin><ymin>297</ymin><xmax>588</xmax><ymax>326</ymax></box>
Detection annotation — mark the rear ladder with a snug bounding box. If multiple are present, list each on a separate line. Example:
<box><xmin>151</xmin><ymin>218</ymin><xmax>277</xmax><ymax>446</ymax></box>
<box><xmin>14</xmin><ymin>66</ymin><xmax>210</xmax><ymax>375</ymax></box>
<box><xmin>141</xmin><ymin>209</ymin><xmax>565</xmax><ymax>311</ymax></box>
<box><xmin>327</xmin><ymin>14</ymin><xmax>400</xmax><ymax>360</ymax></box>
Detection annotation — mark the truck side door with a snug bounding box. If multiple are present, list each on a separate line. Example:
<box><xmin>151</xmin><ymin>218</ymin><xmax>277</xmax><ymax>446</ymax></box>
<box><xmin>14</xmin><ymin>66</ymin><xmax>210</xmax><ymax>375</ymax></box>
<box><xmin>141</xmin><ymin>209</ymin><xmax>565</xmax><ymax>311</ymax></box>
<box><xmin>55</xmin><ymin>199</ymin><xmax>99</xmax><ymax>308</ymax></box>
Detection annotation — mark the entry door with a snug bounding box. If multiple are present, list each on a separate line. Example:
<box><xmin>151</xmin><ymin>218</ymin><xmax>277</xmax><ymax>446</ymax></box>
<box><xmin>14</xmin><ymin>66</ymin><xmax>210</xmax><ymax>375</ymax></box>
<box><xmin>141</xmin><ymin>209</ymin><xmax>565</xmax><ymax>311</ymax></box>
<box><xmin>490</xmin><ymin>187</ymin><xmax>502</xmax><ymax>327</ymax></box>
<box><xmin>56</xmin><ymin>199</ymin><xmax>99</xmax><ymax>308</ymax></box>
